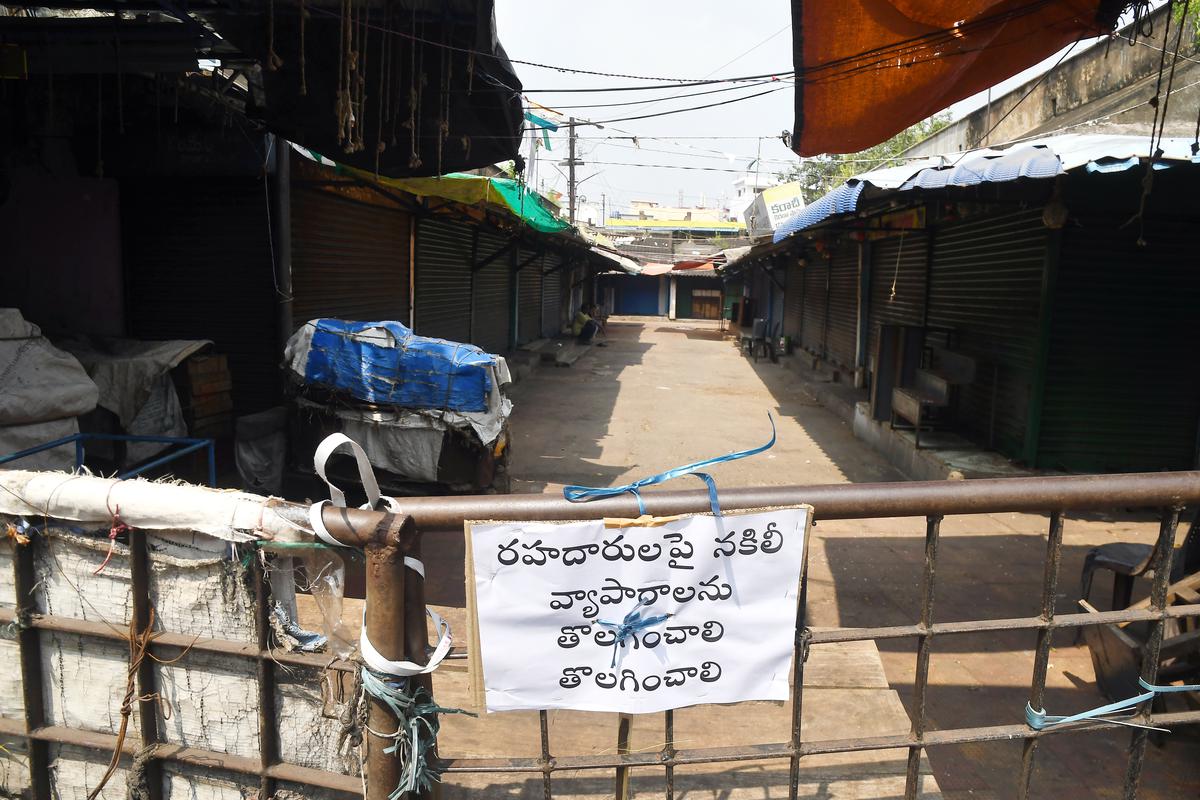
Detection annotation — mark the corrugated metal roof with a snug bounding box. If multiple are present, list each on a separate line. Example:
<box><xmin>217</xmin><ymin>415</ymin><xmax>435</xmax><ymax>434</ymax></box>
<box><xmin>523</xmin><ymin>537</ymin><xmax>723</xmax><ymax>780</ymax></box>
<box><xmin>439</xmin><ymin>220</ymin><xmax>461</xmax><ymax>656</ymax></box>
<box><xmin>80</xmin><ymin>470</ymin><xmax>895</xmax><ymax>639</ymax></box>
<box><xmin>773</xmin><ymin>182</ymin><xmax>866</xmax><ymax>243</ymax></box>
<box><xmin>773</xmin><ymin>134</ymin><xmax>1200</xmax><ymax>243</ymax></box>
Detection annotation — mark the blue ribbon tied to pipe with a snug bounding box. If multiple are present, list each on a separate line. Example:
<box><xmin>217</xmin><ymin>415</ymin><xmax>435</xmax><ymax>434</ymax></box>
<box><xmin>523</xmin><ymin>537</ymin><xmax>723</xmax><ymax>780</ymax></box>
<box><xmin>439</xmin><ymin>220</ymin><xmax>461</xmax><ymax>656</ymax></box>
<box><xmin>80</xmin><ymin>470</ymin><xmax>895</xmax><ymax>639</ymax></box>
<box><xmin>562</xmin><ymin>412</ymin><xmax>777</xmax><ymax>517</ymax></box>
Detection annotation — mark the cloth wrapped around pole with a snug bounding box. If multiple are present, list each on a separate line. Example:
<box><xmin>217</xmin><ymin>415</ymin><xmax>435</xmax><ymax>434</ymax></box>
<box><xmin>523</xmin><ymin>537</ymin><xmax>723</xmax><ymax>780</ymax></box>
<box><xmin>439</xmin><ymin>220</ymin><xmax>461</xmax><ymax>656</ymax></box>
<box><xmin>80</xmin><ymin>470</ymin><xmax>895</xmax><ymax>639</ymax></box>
<box><xmin>285</xmin><ymin>320</ymin><xmax>499</xmax><ymax>414</ymax></box>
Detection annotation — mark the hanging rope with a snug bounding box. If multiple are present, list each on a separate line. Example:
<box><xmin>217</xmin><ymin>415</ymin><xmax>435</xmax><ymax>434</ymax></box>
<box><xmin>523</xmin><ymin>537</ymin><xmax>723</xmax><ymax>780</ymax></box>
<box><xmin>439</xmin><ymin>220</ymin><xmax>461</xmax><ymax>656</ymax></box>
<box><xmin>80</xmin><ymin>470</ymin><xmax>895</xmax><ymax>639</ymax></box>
<box><xmin>1127</xmin><ymin>0</ymin><xmax>1189</xmax><ymax>245</ymax></box>
<box><xmin>299</xmin><ymin>0</ymin><xmax>307</xmax><ymax>95</ymax></box>
<box><xmin>266</xmin><ymin>0</ymin><xmax>283</xmax><ymax>71</ymax></box>
<box><xmin>889</xmin><ymin>232</ymin><xmax>905</xmax><ymax>301</ymax></box>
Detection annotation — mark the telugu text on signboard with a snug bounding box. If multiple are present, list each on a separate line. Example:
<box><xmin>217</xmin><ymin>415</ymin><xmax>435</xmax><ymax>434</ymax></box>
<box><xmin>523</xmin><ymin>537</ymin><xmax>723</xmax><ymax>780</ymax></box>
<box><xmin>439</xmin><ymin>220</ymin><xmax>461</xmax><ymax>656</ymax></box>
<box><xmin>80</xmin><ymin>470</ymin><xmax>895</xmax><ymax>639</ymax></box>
<box><xmin>467</xmin><ymin>507</ymin><xmax>810</xmax><ymax>714</ymax></box>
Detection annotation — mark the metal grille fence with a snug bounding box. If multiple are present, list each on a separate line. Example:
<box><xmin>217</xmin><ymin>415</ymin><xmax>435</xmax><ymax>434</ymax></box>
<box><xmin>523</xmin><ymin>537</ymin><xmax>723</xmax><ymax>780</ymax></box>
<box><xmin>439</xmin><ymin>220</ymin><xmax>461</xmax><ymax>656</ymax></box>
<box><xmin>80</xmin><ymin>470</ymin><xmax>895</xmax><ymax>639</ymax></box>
<box><xmin>3</xmin><ymin>470</ymin><xmax>1199</xmax><ymax>800</ymax></box>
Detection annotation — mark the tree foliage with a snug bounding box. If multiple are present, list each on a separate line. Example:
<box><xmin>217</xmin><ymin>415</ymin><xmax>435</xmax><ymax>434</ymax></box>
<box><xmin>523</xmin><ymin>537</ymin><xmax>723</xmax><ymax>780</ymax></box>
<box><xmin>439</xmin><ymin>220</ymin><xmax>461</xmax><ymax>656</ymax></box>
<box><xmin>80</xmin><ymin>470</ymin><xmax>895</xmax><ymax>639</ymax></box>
<box><xmin>778</xmin><ymin>114</ymin><xmax>951</xmax><ymax>201</ymax></box>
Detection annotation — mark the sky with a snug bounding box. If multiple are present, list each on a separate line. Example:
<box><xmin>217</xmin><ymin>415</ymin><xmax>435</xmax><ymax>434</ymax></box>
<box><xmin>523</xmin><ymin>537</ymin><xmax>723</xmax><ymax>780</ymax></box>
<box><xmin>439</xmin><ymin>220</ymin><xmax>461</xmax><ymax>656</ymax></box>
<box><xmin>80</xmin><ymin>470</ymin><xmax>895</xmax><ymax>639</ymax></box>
<box><xmin>493</xmin><ymin>2</ymin><xmax>1160</xmax><ymax>216</ymax></box>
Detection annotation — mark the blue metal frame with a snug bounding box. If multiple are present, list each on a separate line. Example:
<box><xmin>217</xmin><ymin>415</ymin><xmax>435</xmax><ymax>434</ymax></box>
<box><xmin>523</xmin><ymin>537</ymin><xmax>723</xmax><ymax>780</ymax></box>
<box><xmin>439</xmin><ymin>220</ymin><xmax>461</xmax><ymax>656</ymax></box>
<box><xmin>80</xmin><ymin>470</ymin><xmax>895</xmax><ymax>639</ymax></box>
<box><xmin>0</xmin><ymin>433</ymin><xmax>217</xmax><ymax>487</ymax></box>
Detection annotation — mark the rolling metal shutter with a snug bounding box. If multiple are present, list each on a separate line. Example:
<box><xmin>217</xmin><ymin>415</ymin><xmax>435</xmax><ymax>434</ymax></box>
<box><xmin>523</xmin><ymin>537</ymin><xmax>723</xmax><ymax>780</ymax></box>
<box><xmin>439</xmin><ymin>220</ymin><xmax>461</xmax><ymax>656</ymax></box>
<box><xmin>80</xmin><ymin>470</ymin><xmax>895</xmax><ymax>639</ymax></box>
<box><xmin>1038</xmin><ymin>217</ymin><xmax>1200</xmax><ymax>471</ymax></box>
<box><xmin>783</xmin><ymin>261</ymin><xmax>804</xmax><ymax>339</ymax></box>
<box><xmin>414</xmin><ymin>218</ymin><xmax>471</xmax><ymax>343</ymax></box>
<box><xmin>123</xmin><ymin>178</ymin><xmax>280</xmax><ymax>414</ymax></box>
<box><xmin>517</xmin><ymin>247</ymin><xmax>542</xmax><ymax>344</ymax></box>
<box><xmin>826</xmin><ymin>243</ymin><xmax>859</xmax><ymax>370</ymax></box>
<box><xmin>291</xmin><ymin>188</ymin><xmax>410</xmax><ymax>324</ymax></box>
<box><xmin>927</xmin><ymin>209</ymin><xmax>1047</xmax><ymax>459</ymax></box>
<box><xmin>542</xmin><ymin>253</ymin><xmax>564</xmax><ymax>337</ymax></box>
<box><xmin>868</xmin><ymin>233</ymin><xmax>928</xmax><ymax>365</ymax></box>
<box><xmin>800</xmin><ymin>259</ymin><xmax>828</xmax><ymax>357</ymax></box>
<box><xmin>473</xmin><ymin>230</ymin><xmax>513</xmax><ymax>354</ymax></box>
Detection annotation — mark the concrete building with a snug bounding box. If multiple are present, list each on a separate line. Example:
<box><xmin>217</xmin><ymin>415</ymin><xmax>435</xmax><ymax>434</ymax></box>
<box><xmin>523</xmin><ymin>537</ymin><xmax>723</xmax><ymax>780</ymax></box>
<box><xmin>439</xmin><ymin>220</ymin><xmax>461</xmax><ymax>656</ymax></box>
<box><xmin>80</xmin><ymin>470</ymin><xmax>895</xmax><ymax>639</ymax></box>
<box><xmin>905</xmin><ymin>4</ymin><xmax>1200</xmax><ymax>157</ymax></box>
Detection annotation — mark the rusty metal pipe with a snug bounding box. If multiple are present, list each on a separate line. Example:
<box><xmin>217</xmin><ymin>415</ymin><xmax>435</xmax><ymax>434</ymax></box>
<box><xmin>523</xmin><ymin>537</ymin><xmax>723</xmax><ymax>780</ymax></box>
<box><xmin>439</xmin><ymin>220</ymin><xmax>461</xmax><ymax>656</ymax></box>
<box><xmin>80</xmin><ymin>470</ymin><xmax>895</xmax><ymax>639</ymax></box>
<box><xmin>376</xmin><ymin>471</ymin><xmax>1200</xmax><ymax>531</ymax></box>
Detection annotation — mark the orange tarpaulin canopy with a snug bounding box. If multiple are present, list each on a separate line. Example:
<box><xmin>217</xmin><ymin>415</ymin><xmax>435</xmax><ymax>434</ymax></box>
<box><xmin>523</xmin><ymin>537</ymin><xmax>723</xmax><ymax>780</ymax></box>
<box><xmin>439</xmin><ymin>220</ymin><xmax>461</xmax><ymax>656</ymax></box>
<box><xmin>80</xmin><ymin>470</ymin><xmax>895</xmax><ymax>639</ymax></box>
<box><xmin>791</xmin><ymin>0</ymin><xmax>1126</xmax><ymax>156</ymax></box>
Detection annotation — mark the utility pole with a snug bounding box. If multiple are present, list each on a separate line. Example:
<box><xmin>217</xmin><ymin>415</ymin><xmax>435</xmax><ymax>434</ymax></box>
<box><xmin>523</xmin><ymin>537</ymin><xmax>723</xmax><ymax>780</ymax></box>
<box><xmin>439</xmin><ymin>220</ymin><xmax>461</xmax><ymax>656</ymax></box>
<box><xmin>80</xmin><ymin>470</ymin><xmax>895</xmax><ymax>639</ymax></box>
<box><xmin>567</xmin><ymin>117</ymin><xmax>577</xmax><ymax>226</ymax></box>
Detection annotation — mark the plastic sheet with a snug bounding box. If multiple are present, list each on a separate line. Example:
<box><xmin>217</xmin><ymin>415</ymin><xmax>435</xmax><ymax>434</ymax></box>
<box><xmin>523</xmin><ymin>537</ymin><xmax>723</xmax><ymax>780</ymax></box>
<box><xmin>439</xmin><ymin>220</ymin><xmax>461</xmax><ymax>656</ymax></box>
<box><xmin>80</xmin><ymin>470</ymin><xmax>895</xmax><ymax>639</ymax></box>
<box><xmin>286</xmin><ymin>320</ymin><xmax>497</xmax><ymax>413</ymax></box>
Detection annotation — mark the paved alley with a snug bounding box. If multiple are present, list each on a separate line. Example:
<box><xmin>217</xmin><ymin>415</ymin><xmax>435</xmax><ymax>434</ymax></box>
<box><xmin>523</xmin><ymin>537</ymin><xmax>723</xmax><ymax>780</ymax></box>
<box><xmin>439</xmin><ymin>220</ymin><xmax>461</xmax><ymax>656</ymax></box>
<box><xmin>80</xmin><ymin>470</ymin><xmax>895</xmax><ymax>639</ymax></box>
<box><xmin>492</xmin><ymin>318</ymin><xmax>1199</xmax><ymax>800</ymax></box>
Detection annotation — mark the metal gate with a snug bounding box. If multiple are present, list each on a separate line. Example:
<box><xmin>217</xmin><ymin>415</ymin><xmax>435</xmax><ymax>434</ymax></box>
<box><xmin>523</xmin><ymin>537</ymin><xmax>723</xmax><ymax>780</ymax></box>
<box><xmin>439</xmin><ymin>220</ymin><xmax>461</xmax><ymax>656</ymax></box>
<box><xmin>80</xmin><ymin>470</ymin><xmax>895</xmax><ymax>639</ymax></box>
<box><xmin>541</xmin><ymin>254</ymin><xmax>565</xmax><ymax>337</ymax></box>
<box><xmin>517</xmin><ymin>247</ymin><xmax>542</xmax><ymax>345</ymax></box>
<box><xmin>291</xmin><ymin>187</ymin><xmax>411</xmax><ymax>323</ymax></box>
<box><xmin>783</xmin><ymin>261</ymin><xmax>804</xmax><ymax>340</ymax></box>
<box><xmin>800</xmin><ymin>258</ymin><xmax>827</xmax><ymax>357</ymax></box>
<box><xmin>472</xmin><ymin>230</ymin><xmax>513</xmax><ymax>354</ymax></box>
<box><xmin>868</xmin><ymin>232</ymin><xmax>928</xmax><ymax>369</ymax></box>
<box><xmin>927</xmin><ymin>210</ymin><xmax>1048</xmax><ymax>458</ymax></box>
<box><xmin>413</xmin><ymin>218</ymin><xmax>472</xmax><ymax>343</ymax></box>
<box><xmin>4</xmin><ymin>471</ymin><xmax>1198</xmax><ymax>800</ymax></box>
<box><xmin>826</xmin><ymin>243</ymin><xmax>859</xmax><ymax>371</ymax></box>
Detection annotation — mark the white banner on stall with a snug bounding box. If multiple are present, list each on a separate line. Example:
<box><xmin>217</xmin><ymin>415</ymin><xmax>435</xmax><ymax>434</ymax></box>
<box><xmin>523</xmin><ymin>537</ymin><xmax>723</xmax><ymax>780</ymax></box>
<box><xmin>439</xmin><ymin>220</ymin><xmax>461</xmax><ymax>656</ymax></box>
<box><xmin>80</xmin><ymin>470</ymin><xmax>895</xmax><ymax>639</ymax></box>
<box><xmin>467</xmin><ymin>506</ymin><xmax>810</xmax><ymax>714</ymax></box>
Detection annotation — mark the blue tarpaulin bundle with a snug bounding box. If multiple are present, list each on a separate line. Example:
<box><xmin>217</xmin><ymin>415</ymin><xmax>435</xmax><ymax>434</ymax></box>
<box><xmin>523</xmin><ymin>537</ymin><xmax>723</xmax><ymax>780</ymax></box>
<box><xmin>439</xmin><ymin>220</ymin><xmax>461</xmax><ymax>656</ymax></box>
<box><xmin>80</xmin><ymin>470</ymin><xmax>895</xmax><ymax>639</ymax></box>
<box><xmin>292</xmin><ymin>320</ymin><xmax>497</xmax><ymax>413</ymax></box>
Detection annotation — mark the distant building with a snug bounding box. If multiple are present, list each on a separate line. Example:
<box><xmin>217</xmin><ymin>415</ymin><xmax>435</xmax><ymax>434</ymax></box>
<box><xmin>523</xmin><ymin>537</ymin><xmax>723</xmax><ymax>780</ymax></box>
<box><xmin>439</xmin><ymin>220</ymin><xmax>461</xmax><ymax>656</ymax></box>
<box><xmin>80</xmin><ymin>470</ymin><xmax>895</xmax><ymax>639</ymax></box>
<box><xmin>730</xmin><ymin>172</ymin><xmax>778</xmax><ymax>221</ymax></box>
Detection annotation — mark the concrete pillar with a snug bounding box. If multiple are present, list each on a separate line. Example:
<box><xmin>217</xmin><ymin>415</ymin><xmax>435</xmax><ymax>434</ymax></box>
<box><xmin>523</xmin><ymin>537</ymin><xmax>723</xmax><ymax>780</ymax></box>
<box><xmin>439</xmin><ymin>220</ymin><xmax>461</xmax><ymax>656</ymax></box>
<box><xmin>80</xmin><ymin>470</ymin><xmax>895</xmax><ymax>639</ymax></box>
<box><xmin>668</xmin><ymin>276</ymin><xmax>678</xmax><ymax>320</ymax></box>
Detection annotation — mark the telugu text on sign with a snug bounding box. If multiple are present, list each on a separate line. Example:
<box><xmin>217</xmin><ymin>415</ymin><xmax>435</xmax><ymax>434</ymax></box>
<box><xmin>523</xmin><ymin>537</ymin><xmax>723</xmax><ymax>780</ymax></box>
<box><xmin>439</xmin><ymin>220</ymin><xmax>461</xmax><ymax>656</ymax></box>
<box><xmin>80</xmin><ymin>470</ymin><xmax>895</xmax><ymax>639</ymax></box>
<box><xmin>467</xmin><ymin>507</ymin><xmax>810</xmax><ymax>714</ymax></box>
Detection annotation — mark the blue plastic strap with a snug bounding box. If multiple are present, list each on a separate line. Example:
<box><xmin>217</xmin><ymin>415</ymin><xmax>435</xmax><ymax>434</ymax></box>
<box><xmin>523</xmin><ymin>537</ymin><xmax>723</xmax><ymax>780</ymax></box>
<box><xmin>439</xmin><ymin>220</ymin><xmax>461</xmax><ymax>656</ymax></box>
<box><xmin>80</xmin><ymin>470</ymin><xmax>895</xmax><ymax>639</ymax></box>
<box><xmin>596</xmin><ymin>598</ymin><xmax>673</xmax><ymax>667</ymax></box>
<box><xmin>563</xmin><ymin>412</ymin><xmax>776</xmax><ymax>517</ymax></box>
<box><xmin>1025</xmin><ymin>677</ymin><xmax>1200</xmax><ymax>731</ymax></box>
<box><xmin>1138</xmin><ymin>677</ymin><xmax>1200</xmax><ymax>693</ymax></box>
<box><xmin>1025</xmin><ymin>691</ymin><xmax>1153</xmax><ymax>731</ymax></box>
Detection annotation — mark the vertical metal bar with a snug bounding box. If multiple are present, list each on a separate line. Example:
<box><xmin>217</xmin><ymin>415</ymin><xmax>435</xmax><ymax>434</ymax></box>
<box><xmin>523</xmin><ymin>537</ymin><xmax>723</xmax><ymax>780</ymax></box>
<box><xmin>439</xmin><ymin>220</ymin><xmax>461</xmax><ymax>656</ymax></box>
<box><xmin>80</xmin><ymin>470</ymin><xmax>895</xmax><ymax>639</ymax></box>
<box><xmin>1121</xmin><ymin>506</ymin><xmax>1181</xmax><ymax>800</ymax></box>
<box><xmin>538</xmin><ymin>710</ymin><xmax>553</xmax><ymax>800</ymax></box>
<box><xmin>614</xmin><ymin>713</ymin><xmax>632</xmax><ymax>800</ymax></box>
<box><xmin>205</xmin><ymin>440</ymin><xmax>217</xmax><ymax>488</ymax></box>
<box><xmin>788</xmin><ymin>537</ymin><xmax>812</xmax><ymax>800</ymax></box>
<box><xmin>252</xmin><ymin>552</ymin><xmax>278</xmax><ymax>799</ymax></box>
<box><xmin>129</xmin><ymin>531</ymin><xmax>163</xmax><ymax>800</ymax></box>
<box><xmin>662</xmin><ymin>710</ymin><xmax>674</xmax><ymax>800</ymax></box>
<box><xmin>74</xmin><ymin>436</ymin><xmax>85</xmax><ymax>472</ymax></box>
<box><xmin>1018</xmin><ymin>511</ymin><xmax>1065</xmax><ymax>800</ymax></box>
<box><xmin>403</xmin><ymin>537</ymin><xmax>435</xmax><ymax>800</ymax></box>
<box><xmin>13</xmin><ymin>535</ymin><xmax>50</xmax><ymax>799</ymax></box>
<box><xmin>905</xmin><ymin>515</ymin><xmax>942</xmax><ymax>800</ymax></box>
<box><xmin>365</xmin><ymin>524</ymin><xmax>410</xmax><ymax>800</ymax></box>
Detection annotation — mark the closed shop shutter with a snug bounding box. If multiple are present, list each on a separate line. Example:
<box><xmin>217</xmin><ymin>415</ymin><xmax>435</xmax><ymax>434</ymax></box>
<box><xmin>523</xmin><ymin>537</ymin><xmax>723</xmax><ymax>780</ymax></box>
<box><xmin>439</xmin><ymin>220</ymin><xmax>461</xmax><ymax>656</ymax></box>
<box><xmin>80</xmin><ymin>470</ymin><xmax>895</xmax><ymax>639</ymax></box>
<box><xmin>123</xmin><ymin>178</ymin><xmax>280</xmax><ymax>414</ymax></box>
<box><xmin>291</xmin><ymin>188</ymin><xmax>410</xmax><ymax>324</ymax></box>
<box><xmin>473</xmin><ymin>230</ymin><xmax>513</xmax><ymax>354</ymax></box>
<box><xmin>517</xmin><ymin>247</ymin><xmax>542</xmax><ymax>344</ymax></box>
<box><xmin>784</xmin><ymin>261</ymin><xmax>804</xmax><ymax>339</ymax></box>
<box><xmin>800</xmin><ymin>260</ymin><xmax>827</xmax><ymax>356</ymax></box>
<box><xmin>675</xmin><ymin>280</ymin><xmax>693</xmax><ymax>318</ymax></box>
<box><xmin>542</xmin><ymin>253</ymin><xmax>564</xmax><ymax>337</ymax></box>
<box><xmin>927</xmin><ymin>209</ymin><xmax>1047</xmax><ymax>459</ymax></box>
<box><xmin>615</xmin><ymin>275</ymin><xmax>661</xmax><ymax>315</ymax></box>
<box><xmin>826</xmin><ymin>243</ymin><xmax>859</xmax><ymax>370</ymax></box>
<box><xmin>868</xmin><ymin>233</ymin><xmax>928</xmax><ymax>365</ymax></box>
<box><xmin>1039</xmin><ymin>216</ymin><xmax>1200</xmax><ymax>471</ymax></box>
<box><xmin>414</xmin><ymin>218</ymin><xmax>471</xmax><ymax>343</ymax></box>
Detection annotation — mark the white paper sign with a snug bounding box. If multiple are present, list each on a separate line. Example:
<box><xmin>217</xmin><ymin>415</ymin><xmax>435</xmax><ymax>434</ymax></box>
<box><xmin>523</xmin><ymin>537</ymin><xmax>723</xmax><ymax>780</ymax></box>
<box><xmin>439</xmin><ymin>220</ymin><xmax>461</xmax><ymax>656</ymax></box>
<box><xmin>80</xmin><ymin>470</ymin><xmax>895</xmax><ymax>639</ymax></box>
<box><xmin>469</xmin><ymin>507</ymin><xmax>809</xmax><ymax>714</ymax></box>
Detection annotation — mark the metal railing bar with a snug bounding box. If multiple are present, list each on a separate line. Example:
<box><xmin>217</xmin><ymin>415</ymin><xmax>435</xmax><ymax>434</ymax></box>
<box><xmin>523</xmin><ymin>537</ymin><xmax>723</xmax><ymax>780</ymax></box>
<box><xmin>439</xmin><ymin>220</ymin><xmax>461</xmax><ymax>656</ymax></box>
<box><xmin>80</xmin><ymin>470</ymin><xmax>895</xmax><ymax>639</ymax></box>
<box><xmin>805</xmin><ymin>604</ymin><xmax>1200</xmax><ymax>643</ymax></box>
<box><xmin>380</xmin><ymin>471</ymin><xmax>1200</xmax><ymax>530</ymax></box>
<box><xmin>788</xmin><ymin>541</ymin><xmax>812</xmax><ymax>800</ymax></box>
<box><xmin>538</xmin><ymin>709</ymin><xmax>553</xmax><ymax>800</ymax></box>
<box><xmin>1018</xmin><ymin>511</ymin><xmax>1064</xmax><ymax>800</ymax></box>
<box><xmin>663</xmin><ymin>709</ymin><xmax>675</xmax><ymax>800</ymax></box>
<box><xmin>253</xmin><ymin>556</ymin><xmax>280</xmax><ymax>799</ymax></box>
<box><xmin>438</xmin><ymin>707</ymin><xmax>1200</xmax><ymax>772</ymax></box>
<box><xmin>9</xmin><ymin>707</ymin><xmax>1197</xmax><ymax>785</ymax></box>
<box><xmin>0</xmin><ymin>607</ymin><xmax>359</xmax><ymax>673</ymax></box>
<box><xmin>905</xmin><ymin>515</ymin><xmax>941</xmax><ymax>800</ymax></box>
<box><xmin>129</xmin><ymin>531</ymin><xmax>164</xmax><ymax>800</ymax></box>
<box><xmin>1122</xmin><ymin>506</ymin><xmax>1181</xmax><ymax>800</ymax></box>
<box><xmin>13</xmin><ymin>531</ymin><xmax>51</xmax><ymax>800</ymax></box>
<box><xmin>0</xmin><ymin>720</ymin><xmax>362</xmax><ymax>795</ymax></box>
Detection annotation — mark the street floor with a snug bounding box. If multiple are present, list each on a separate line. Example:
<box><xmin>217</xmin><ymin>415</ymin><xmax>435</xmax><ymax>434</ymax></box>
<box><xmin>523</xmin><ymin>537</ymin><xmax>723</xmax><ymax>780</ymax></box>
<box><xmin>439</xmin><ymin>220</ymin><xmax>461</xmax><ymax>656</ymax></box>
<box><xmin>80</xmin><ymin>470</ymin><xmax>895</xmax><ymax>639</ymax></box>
<box><xmin>491</xmin><ymin>317</ymin><xmax>1199</xmax><ymax>800</ymax></box>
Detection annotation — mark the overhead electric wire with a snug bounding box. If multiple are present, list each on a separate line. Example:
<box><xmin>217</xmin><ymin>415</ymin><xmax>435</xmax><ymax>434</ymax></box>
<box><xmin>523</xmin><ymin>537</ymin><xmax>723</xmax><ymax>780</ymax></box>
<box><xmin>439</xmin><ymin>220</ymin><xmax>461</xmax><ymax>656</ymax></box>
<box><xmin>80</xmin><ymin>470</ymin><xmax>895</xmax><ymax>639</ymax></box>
<box><xmin>307</xmin><ymin>4</ymin><xmax>788</xmax><ymax>86</ymax></box>
<box><xmin>536</xmin><ymin>78</ymin><xmax>787</xmax><ymax>110</ymax></box>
